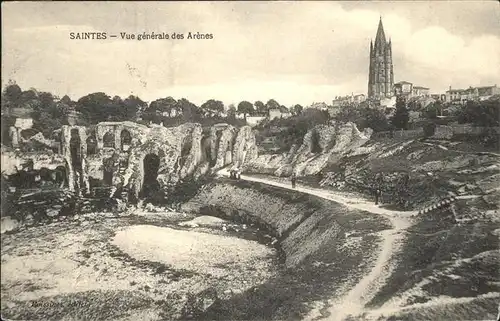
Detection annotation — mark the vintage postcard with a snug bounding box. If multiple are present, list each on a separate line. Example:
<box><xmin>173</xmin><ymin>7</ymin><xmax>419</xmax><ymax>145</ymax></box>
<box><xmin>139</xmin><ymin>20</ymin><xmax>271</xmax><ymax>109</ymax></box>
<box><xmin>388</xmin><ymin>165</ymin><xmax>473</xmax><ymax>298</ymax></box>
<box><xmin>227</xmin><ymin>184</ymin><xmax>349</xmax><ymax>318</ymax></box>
<box><xmin>1</xmin><ymin>1</ymin><xmax>499</xmax><ymax>321</ymax></box>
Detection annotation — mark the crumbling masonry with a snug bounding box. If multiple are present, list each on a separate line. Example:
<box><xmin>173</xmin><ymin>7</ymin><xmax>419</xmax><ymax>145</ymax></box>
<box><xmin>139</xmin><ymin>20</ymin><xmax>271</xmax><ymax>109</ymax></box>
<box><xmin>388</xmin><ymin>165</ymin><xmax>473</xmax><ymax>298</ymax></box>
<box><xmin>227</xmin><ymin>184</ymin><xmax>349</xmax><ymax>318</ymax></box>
<box><xmin>60</xmin><ymin>121</ymin><xmax>259</xmax><ymax>201</ymax></box>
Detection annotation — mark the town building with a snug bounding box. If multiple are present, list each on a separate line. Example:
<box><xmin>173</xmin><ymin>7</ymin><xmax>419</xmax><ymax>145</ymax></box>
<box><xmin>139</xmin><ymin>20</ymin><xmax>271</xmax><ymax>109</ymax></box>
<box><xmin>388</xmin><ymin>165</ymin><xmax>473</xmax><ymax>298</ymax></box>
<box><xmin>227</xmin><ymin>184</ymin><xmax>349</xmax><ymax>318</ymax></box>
<box><xmin>268</xmin><ymin>108</ymin><xmax>291</xmax><ymax>120</ymax></box>
<box><xmin>3</xmin><ymin>107</ymin><xmax>33</xmax><ymax>148</ymax></box>
<box><xmin>331</xmin><ymin>94</ymin><xmax>366</xmax><ymax>108</ymax></box>
<box><xmin>394</xmin><ymin>81</ymin><xmax>430</xmax><ymax>99</ymax></box>
<box><xmin>245</xmin><ymin>116</ymin><xmax>266</xmax><ymax>127</ymax></box>
<box><xmin>393</xmin><ymin>81</ymin><xmax>412</xmax><ymax>97</ymax></box>
<box><xmin>431</xmin><ymin>94</ymin><xmax>447</xmax><ymax>101</ymax></box>
<box><xmin>309</xmin><ymin>102</ymin><xmax>329</xmax><ymax>110</ymax></box>
<box><xmin>368</xmin><ymin>17</ymin><xmax>394</xmax><ymax>99</ymax></box>
<box><xmin>412</xmin><ymin>86</ymin><xmax>430</xmax><ymax>97</ymax></box>
<box><xmin>445</xmin><ymin>85</ymin><xmax>500</xmax><ymax>104</ymax></box>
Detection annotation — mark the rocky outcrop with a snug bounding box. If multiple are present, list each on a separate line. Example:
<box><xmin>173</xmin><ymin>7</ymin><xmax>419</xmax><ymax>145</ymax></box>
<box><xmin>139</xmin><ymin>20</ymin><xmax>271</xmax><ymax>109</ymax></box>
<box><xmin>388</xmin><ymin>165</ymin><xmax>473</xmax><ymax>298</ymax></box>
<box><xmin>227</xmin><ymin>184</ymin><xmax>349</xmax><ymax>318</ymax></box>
<box><xmin>233</xmin><ymin>125</ymin><xmax>258</xmax><ymax>168</ymax></box>
<box><xmin>248</xmin><ymin>122</ymin><xmax>372</xmax><ymax>177</ymax></box>
<box><xmin>212</xmin><ymin>125</ymin><xmax>236</xmax><ymax>170</ymax></box>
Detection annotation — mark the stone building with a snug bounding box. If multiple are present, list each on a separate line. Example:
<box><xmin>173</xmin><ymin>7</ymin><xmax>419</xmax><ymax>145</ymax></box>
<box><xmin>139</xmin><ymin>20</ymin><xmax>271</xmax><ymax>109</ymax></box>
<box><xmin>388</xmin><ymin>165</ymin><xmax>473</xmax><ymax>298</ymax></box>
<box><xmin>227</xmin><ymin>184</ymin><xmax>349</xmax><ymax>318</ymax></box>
<box><xmin>268</xmin><ymin>108</ymin><xmax>291</xmax><ymax>120</ymax></box>
<box><xmin>309</xmin><ymin>102</ymin><xmax>329</xmax><ymax>110</ymax></box>
<box><xmin>445</xmin><ymin>85</ymin><xmax>500</xmax><ymax>104</ymax></box>
<box><xmin>394</xmin><ymin>81</ymin><xmax>430</xmax><ymax>99</ymax></box>
<box><xmin>331</xmin><ymin>94</ymin><xmax>366</xmax><ymax>108</ymax></box>
<box><xmin>368</xmin><ymin>17</ymin><xmax>394</xmax><ymax>99</ymax></box>
<box><xmin>5</xmin><ymin>107</ymin><xmax>33</xmax><ymax>148</ymax></box>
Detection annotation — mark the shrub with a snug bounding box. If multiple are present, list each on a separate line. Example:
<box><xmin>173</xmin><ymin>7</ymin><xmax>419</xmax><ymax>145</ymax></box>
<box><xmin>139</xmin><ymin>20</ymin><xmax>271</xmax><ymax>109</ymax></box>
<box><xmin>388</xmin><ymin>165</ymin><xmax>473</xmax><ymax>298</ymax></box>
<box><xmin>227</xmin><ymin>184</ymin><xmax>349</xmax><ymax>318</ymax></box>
<box><xmin>423</xmin><ymin>123</ymin><xmax>437</xmax><ymax>138</ymax></box>
<box><xmin>311</xmin><ymin>130</ymin><xmax>322</xmax><ymax>153</ymax></box>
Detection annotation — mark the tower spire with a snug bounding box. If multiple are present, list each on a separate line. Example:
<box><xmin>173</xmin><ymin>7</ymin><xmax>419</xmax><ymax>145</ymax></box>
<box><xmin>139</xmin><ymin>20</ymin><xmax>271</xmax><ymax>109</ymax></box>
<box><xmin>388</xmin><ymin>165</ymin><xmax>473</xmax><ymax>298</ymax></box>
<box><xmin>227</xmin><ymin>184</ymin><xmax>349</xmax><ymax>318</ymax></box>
<box><xmin>375</xmin><ymin>16</ymin><xmax>386</xmax><ymax>47</ymax></box>
<box><xmin>368</xmin><ymin>16</ymin><xmax>393</xmax><ymax>100</ymax></box>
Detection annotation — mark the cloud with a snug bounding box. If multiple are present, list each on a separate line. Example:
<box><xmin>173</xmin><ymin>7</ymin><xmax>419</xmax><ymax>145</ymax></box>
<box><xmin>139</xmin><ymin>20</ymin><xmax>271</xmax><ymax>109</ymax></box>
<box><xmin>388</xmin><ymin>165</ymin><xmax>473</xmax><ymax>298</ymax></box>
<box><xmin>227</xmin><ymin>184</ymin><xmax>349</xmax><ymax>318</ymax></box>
<box><xmin>396</xmin><ymin>26</ymin><xmax>500</xmax><ymax>91</ymax></box>
<box><xmin>1</xmin><ymin>2</ymin><xmax>499</xmax><ymax>107</ymax></box>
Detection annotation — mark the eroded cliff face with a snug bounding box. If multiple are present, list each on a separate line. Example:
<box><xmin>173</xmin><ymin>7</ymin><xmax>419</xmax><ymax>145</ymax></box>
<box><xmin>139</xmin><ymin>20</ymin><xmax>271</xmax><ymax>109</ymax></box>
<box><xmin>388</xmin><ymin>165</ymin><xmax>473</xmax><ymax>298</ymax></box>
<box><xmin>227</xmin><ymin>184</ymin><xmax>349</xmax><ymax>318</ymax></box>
<box><xmin>60</xmin><ymin>122</ymin><xmax>259</xmax><ymax>200</ymax></box>
<box><xmin>248</xmin><ymin>122</ymin><xmax>372</xmax><ymax>177</ymax></box>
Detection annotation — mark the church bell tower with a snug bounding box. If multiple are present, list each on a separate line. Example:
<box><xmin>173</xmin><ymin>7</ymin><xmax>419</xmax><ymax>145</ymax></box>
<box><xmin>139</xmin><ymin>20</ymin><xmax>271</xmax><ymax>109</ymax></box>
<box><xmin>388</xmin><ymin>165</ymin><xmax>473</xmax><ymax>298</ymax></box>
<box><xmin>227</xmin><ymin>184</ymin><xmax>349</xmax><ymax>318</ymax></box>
<box><xmin>368</xmin><ymin>17</ymin><xmax>394</xmax><ymax>99</ymax></box>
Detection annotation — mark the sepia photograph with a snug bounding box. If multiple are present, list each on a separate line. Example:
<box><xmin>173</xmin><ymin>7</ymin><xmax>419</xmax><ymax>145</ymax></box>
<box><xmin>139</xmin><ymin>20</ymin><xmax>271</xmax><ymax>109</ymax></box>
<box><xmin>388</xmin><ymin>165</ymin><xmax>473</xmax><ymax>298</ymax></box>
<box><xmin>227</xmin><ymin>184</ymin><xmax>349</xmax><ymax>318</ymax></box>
<box><xmin>1</xmin><ymin>1</ymin><xmax>499</xmax><ymax>320</ymax></box>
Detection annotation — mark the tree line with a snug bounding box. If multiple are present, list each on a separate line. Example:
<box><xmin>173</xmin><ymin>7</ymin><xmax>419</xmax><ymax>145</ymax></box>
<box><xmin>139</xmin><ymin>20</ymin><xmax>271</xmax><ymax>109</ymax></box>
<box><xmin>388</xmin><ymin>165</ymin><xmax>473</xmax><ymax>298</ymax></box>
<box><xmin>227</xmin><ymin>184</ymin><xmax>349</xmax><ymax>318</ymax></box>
<box><xmin>1</xmin><ymin>81</ymin><xmax>304</xmax><ymax>140</ymax></box>
<box><xmin>3</xmin><ymin>80</ymin><xmax>497</xmax><ymax>144</ymax></box>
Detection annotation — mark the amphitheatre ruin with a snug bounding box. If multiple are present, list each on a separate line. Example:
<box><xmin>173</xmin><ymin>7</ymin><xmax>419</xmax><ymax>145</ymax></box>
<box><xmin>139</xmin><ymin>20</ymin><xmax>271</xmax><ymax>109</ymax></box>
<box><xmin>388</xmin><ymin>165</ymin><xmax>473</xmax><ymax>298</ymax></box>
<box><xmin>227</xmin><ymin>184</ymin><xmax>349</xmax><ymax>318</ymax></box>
<box><xmin>1</xmin><ymin>117</ymin><xmax>499</xmax><ymax>321</ymax></box>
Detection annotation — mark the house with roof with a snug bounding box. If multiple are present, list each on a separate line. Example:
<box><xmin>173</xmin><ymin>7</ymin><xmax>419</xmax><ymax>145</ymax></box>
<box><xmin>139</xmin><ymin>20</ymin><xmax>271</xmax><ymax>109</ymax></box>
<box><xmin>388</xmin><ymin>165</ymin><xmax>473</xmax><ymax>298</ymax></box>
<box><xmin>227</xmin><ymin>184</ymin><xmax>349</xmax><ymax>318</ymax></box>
<box><xmin>445</xmin><ymin>84</ymin><xmax>500</xmax><ymax>104</ymax></box>
<box><xmin>412</xmin><ymin>86</ymin><xmax>430</xmax><ymax>97</ymax></box>
<box><xmin>394</xmin><ymin>81</ymin><xmax>430</xmax><ymax>99</ymax></box>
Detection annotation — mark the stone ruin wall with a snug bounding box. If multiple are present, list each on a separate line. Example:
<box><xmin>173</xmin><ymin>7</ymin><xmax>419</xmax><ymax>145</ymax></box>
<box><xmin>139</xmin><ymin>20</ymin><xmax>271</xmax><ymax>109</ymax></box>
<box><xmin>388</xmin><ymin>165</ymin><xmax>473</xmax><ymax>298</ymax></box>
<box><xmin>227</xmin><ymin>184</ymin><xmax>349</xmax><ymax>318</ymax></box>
<box><xmin>61</xmin><ymin>125</ymin><xmax>89</xmax><ymax>193</ymax></box>
<box><xmin>213</xmin><ymin>125</ymin><xmax>236</xmax><ymax>170</ymax></box>
<box><xmin>233</xmin><ymin>125</ymin><xmax>258</xmax><ymax>168</ymax></box>
<box><xmin>60</xmin><ymin>122</ymin><xmax>260</xmax><ymax>200</ymax></box>
<box><xmin>253</xmin><ymin>122</ymin><xmax>373</xmax><ymax>177</ymax></box>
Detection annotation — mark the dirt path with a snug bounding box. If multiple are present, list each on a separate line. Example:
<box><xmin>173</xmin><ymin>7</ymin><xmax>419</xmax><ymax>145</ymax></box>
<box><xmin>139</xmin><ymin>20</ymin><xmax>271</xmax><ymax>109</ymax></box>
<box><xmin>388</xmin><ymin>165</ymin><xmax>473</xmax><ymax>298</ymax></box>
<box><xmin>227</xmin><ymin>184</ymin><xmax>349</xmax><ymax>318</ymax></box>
<box><xmin>218</xmin><ymin>169</ymin><xmax>414</xmax><ymax>321</ymax></box>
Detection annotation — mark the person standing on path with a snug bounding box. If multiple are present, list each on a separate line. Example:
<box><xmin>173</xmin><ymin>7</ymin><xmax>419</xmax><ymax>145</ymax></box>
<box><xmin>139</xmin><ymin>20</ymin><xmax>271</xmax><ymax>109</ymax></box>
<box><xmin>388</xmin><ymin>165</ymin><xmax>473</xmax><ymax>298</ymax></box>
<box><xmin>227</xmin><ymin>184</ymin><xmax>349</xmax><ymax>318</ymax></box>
<box><xmin>291</xmin><ymin>173</ymin><xmax>297</xmax><ymax>188</ymax></box>
<box><xmin>374</xmin><ymin>172</ymin><xmax>384</xmax><ymax>205</ymax></box>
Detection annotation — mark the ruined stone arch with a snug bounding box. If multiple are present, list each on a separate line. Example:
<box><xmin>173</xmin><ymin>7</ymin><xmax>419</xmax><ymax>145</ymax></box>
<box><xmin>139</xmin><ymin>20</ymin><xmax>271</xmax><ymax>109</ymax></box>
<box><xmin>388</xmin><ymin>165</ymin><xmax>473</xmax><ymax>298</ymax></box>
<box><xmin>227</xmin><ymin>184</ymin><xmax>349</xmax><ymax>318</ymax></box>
<box><xmin>200</xmin><ymin>135</ymin><xmax>212</xmax><ymax>163</ymax></box>
<box><xmin>179</xmin><ymin>135</ymin><xmax>193</xmax><ymax>168</ymax></box>
<box><xmin>70</xmin><ymin>129</ymin><xmax>81</xmax><ymax>165</ymax></box>
<box><xmin>120</xmin><ymin>129</ymin><xmax>132</xmax><ymax>151</ymax></box>
<box><xmin>103</xmin><ymin>131</ymin><xmax>115</xmax><ymax>148</ymax></box>
<box><xmin>52</xmin><ymin>130</ymin><xmax>62</xmax><ymax>153</ymax></box>
<box><xmin>86</xmin><ymin>131</ymin><xmax>97</xmax><ymax>155</ymax></box>
<box><xmin>69</xmin><ymin>128</ymin><xmax>83</xmax><ymax>190</ymax></box>
<box><xmin>140</xmin><ymin>153</ymin><xmax>161</xmax><ymax>199</ymax></box>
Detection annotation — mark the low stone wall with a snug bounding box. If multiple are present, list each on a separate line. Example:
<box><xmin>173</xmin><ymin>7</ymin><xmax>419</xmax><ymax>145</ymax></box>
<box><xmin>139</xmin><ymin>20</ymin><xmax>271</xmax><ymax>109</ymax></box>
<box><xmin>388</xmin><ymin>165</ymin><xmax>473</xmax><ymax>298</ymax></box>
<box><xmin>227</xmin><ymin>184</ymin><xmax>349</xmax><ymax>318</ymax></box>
<box><xmin>433</xmin><ymin>125</ymin><xmax>500</xmax><ymax>139</ymax></box>
<box><xmin>372</xmin><ymin>125</ymin><xmax>500</xmax><ymax>141</ymax></box>
<box><xmin>372</xmin><ymin>128</ymin><xmax>424</xmax><ymax>140</ymax></box>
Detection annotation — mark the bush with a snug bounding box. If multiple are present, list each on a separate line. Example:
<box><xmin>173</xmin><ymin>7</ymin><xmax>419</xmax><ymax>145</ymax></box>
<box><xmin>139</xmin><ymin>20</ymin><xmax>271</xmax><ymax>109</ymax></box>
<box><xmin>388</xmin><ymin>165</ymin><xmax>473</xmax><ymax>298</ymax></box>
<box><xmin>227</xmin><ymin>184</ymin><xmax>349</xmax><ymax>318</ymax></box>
<box><xmin>256</xmin><ymin>109</ymin><xmax>329</xmax><ymax>152</ymax></box>
<box><xmin>457</xmin><ymin>99</ymin><xmax>500</xmax><ymax>127</ymax></box>
<box><xmin>20</xmin><ymin>128</ymin><xmax>39</xmax><ymax>140</ymax></box>
<box><xmin>311</xmin><ymin>130</ymin><xmax>322</xmax><ymax>153</ymax></box>
<box><xmin>481</xmin><ymin>128</ymin><xmax>499</xmax><ymax>148</ymax></box>
<box><xmin>423</xmin><ymin>123</ymin><xmax>437</xmax><ymax>138</ymax></box>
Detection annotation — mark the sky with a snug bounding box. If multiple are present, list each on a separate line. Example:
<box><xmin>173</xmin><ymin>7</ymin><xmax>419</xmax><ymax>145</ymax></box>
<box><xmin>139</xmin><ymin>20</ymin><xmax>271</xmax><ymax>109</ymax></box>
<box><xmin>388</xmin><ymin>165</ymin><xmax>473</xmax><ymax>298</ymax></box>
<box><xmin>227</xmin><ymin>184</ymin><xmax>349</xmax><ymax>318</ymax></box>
<box><xmin>2</xmin><ymin>1</ymin><xmax>500</xmax><ymax>107</ymax></box>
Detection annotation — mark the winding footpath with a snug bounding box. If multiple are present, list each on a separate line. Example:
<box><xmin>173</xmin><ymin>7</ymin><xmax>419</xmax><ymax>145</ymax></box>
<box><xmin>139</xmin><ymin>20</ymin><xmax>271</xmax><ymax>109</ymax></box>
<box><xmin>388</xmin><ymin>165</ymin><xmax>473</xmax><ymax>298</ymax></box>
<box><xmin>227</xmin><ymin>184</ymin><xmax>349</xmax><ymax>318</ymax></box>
<box><xmin>218</xmin><ymin>169</ymin><xmax>415</xmax><ymax>321</ymax></box>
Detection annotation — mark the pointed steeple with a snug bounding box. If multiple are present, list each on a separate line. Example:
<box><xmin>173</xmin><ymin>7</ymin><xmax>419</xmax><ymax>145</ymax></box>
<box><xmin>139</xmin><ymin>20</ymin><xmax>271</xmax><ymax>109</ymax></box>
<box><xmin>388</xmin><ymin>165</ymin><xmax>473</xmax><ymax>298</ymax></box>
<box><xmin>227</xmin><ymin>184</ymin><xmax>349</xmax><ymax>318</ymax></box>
<box><xmin>370</xmin><ymin>40</ymin><xmax>373</xmax><ymax>54</ymax></box>
<box><xmin>374</xmin><ymin>16</ymin><xmax>387</xmax><ymax>48</ymax></box>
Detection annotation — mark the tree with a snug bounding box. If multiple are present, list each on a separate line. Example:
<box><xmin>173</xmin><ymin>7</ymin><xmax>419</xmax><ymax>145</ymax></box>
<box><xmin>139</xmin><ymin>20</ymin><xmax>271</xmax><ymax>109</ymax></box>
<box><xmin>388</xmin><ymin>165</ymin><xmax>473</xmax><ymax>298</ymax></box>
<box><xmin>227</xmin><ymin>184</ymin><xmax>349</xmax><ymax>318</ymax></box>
<box><xmin>392</xmin><ymin>97</ymin><xmax>410</xmax><ymax>130</ymax></box>
<box><xmin>2</xmin><ymin>81</ymin><xmax>22</xmax><ymax>111</ymax></box>
<box><xmin>227</xmin><ymin>104</ymin><xmax>236</xmax><ymax>119</ymax></box>
<box><xmin>30</xmin><ymin>91</ymin><xmax>69</xmax><ymax>137</ymax></box>
<box><xmin>178</xmin><ymin>98</ymin><xmax>200</xmax><ymax>121</ymax></box>
<box><xmin>292</xmin><ymin>104</ymin><xmax>303</xmax><ymax>115</ymax></box>
<box><xmin>148</xmin><ymin>97</ymin><xmax>178</xmax><ymax>115</ymax></box>
<box><xmin>363</xmin><ymin>108</ymin><xmax>390</xmax><ymax>132</ymax></box>
<box><xmin>237</xmin><ymin>101</ymin><xmax>254</xmax><ymax>120</ymax></box>
<box><xmin>334</xmin><ymin>106</ymin><xmax>362</xmax><ymax>124</ymax></box>
<box><xmin>201</xmin><ymin>99</ymin><xmax>224</xmax><ymax>116</ymax></box>
<box><xmin>254</xmin><ymin>101</ymin><xmax>266</xmax><ymax>115</ymax></box>
<box><xmin>265</xmin><ymin>99</ymin><xmax>280</xmax><ymax>111</ymax></box>
<box><xmin>77</xmin><ymin>92</ymin><xmax>115</xmax><ymax>123</ymax></box>
<box><xmin>424</xmin><ymin>101</ymin><xmax>441</xmax><ymax>119</ymax></box>
<box><xmin>457</xmin><ymin>99</ymin><xmax>500</xmax><ymax>127</ymax></box>
<box><xmin>122</xmin><ymin>95</ymin><xmax>147</xmax><ymax>121</ymax></box>
<box><xmin>423</xmin><ymin>122</ymin><xmax>437</xmax><ymax>138</ymax></box>
<box><xmin>279</xmin><ymin>108</ymin><xmax>329</xmax><ymax>150</ymax></box>
<box><xmin>311</xmin><ymin>129</ymin><xmax>322</xmax><ymax>153</ymax></box>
